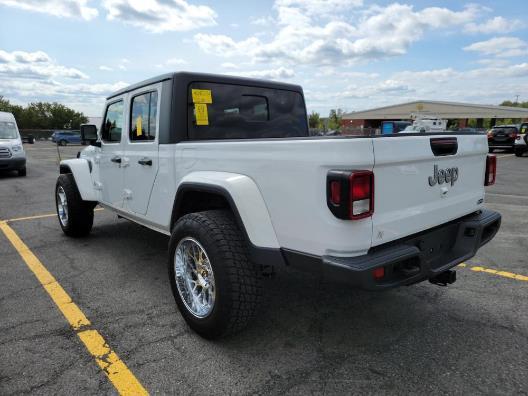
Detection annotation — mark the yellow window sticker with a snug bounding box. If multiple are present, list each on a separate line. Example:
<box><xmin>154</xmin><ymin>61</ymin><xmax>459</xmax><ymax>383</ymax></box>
<box><xmin>192</xmin><ymin>89</ymin><xmax>212</xmax><ymax>104</ymax></box>
<box><xmin>136</xmin><ymin>115</ymin><xmax>143</xmax><ymax>136</ymax></box>
<box><xmin>195</xmin><ymin>103</ymin><xmax>209</xmax><ymax>126</ymax></box>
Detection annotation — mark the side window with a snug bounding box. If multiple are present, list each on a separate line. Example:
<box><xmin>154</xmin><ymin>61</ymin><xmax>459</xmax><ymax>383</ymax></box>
<box><xmin>130</xmin><ymin>91</ymin><xmax>158</xmax><ymax>141</ymax></box>
<box><xmin>102</xmin><ymin>100</ymin><xmax>124</xmax><ymax>143</ymax></box>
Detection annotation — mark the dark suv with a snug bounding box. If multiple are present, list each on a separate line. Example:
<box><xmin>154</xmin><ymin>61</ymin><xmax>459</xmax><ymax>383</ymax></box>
<box><xmin>488</xmin><ymin>125</ymin><xmax>518</xmax><ymax>152</ymax></box>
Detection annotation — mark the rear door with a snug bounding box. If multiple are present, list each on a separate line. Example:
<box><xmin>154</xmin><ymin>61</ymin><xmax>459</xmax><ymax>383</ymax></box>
<box><xmin>122</xmin><ymin>84</ymin><xmax>161</xmax><ymax>215</ymax></box>
<box><xmin>371</xmin><ymin>134</ymin><xmax>487</xmax><ymax>246</ymax></box>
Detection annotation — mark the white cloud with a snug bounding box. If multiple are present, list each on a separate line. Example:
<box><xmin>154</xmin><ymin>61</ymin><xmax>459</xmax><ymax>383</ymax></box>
<box><xmin>0</xmin><ymin>49</ymin><xmax>88</xmax><ymax>79</ymax></box>
<box><xmin>464</xmin><ymin>36</ymin><xmax>528</xmax><ymax>57</ymax></box>
<box><xmin>165</xmin><ymin>58</ymin><xmax>187</xmax><ymax>66</ymax></box>
<box><xmin>0</xmin><ymin>49</ymin><xmax>127</xmax><ymax>115</ymax></box>
<box><xmin>465</xmin><ymin>16</ymin><xmax>522</xmax><ymax>34</ymax></box>
<box><xmin>220</xmin><ymin>62</ymin><xmax>239</xmax><ymax>69</ymax></box>
<box><xmin>194</xmin><ymin>34</ymin><xmax>260</xmax><ymax>58</ymax></box>
<box><xmin>304</xmin><ymin>61</ymin><xmax>528</xmax><ymax>113</ymax></box>
<box><xmin>339</xmin><ymin>79</ymin><xmax>413</xmax><ymax>99</ymax></box>
<box><xmin>275</xmin><ymin>0</ymin><xmax>363</xmax><ymax>19</ymax></box>
<box><xmin>99</xmin><ymin>65</ymin><xmax>113</xmax><ymax>71</ymax></box>
<box><xmin>0</xmin><ymin>0</ymin><xmax>98</xmax><ymax>20</ymax></box>
<box><xmin>102</xmin><ymin>0</ymin><xmax>217</xmax><ymax>33</ymax></box>
<box><xmin>195</xmin><ymin>3</ymin><xmax>484</xmax><ymax>66</ymax></box>
<box><xmin>250</xmin><ymin>15</ymin><xmax>275</xmax><ymax>26</ymax></box>
<box><xmin>231</xmin><ymin>67</ymin><xmax>295</xmax><ymax>80</ymax></box>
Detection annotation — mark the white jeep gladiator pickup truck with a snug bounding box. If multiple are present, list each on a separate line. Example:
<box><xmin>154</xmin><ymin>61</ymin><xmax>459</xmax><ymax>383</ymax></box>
<box><xmin>55</xmin><ymin>72</ymin><xmax>501</xmax><ymax>338</ymax></box>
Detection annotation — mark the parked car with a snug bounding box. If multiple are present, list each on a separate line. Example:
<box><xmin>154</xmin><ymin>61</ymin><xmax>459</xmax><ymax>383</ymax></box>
<box><xmin>514</xmin><ymin>122</ymin><xmax>528</xmax><ymax>157</ymax></box>
<box><xmin>0</xmin><ymin>111</ymin><xmax>26</xmax><ymax>176</ymax></box>
<box><xmin>487</xmin><ymin>125</ymin><xmax>518</xmax><ymax>152</ymax></box>
<box><xmin>55</xmin><ymin>72</ymin><xmax>501</xmax><ymax>338</ymax></box>
<box><xmin>21</xmin><ymin>134</ymin><xmax>35</xmax><ymax>144</ymax></box>
<box><xmin>51</xmin><ymin>130</ymin><xmax>82</xmax><ymax>145</ymax></box>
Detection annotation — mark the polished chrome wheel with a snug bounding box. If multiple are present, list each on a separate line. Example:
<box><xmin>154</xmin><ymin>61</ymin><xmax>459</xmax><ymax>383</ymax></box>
<box><xmin>56</xmin><ymin>186</ymin><xmax>69</xmax><ymax>227</ymax></box>
<box><xmin>174</xmin><ymin>237</ymin><xmax>216</xmax><ymax>318</ymax></box>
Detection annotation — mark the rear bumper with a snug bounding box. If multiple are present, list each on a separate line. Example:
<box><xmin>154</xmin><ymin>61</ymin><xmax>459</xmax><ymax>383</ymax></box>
<box><xmin>284</xmin><ymin>209</ymin><xmax>501</xmax><ymax>290</ymax></box>
<box><xmin>0</xmin><ymin>156</ymin><xmax>26</xmax><ymax>170</ymax></box>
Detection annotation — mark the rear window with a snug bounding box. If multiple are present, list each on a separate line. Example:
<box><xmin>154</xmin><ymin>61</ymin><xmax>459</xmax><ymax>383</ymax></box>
<box><xmin>187</xmin><ymin>82</ymin><xmax>308</xmax><ymax>140</ymax></box>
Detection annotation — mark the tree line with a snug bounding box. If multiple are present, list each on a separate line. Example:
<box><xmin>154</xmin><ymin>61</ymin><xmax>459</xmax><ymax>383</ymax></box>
<box><xmin>0</xmin><ymin>96</ymin><xmax>88</xmax><ymax>130</ymax></box>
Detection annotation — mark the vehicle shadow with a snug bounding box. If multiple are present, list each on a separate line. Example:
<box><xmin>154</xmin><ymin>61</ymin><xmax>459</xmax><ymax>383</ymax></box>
<box><xmin>45</xmin><ymin>218</ymin><xmax>525</xmax><ymax>394</ymax></box>
<box><xmin>0</xmin><ymin>170</ymin><xmax>21</xmax><ymax>179</ymax></box>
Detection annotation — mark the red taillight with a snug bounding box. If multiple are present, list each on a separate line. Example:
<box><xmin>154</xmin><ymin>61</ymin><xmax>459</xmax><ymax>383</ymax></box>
<box><xmin>326</xmin><ymin>170</ymin><xmax>374</xmax><ymax>220</ymax></box>
<box><xmin>373</xmin><ymin>267</ymin><xmax>385</xmax><ymax>280</ymax></box>
<box><xmin>330</xmin><ymin>181</ymin><xmax>341</xmax><ymax>205</ymax></box>
<box><xmin>485</xmin><ymin>155</ymin><xmax>496</xmax><ymax>186</ymax></box>
<box><xmin>349</xmin><ymin>171</ymin><xmax>374</xmax><ymax>219</ymax></box>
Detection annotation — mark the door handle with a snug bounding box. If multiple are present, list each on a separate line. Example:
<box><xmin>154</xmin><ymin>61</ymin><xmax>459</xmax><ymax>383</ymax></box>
<box><xmin>138</xmin><ymin>157</ymin><xmax>152</xmax><ymax>166</ymax></box>
<box><xmin>110</xmin><ymin>156</ymin><xmax>122</xmax><ymax>164</ymax></box>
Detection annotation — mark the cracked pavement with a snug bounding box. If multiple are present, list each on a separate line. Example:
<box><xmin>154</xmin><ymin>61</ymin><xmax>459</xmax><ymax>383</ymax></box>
<box><xmin>0</xmin><ymin>142</ymin><xmax>527</xmax><ymax>395</ymax></box>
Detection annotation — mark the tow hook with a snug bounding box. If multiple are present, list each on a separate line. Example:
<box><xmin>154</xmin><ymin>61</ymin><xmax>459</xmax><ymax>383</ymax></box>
<box><xmin>429</xmin><ymin>270</ymin><xmax>456</xmax><ymax>286</ymax></box>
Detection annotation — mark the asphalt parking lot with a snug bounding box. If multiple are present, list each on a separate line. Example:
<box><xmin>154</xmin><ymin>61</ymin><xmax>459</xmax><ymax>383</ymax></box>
<box><xmin>1</xmin><ymin>141</ymin><xmax>527</xmax><ymax>395</ymax></box>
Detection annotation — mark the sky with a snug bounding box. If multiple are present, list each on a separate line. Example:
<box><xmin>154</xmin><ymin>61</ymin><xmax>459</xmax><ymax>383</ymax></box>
<box><xmin>0</xmin><ymin>0</ymin><xmax>527</xmax><ymax>117</ymax></box>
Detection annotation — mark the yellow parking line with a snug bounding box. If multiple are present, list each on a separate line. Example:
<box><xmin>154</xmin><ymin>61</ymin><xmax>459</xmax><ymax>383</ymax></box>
<box><xmin>0</xmin><ymin>221</ymin><xmax>148</xmax><ymax>395</ymax></box>
<box><xmin>7</xmin><ymin>208</ymin><xmax>103</xmax><ymax>223</ymax></box>
<box><xmin>458</xmin><ymin>263</ymin><xmax>528</xmax><ymax>282</ymax></box>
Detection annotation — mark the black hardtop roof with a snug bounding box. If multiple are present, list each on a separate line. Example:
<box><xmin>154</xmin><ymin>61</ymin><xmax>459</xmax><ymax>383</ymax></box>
<box><xmin>106</xmin><ymin>71</ymin><xmax>303</xmax><ymax>100</ymax></box>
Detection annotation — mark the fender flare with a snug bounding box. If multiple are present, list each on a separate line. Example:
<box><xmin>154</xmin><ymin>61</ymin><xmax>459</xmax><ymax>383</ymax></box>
<box><xmin>172</xmin><ymin>171</ymin><xmax>280</xmax><ymax>250</ymax></box>
<box><xmin>59</xmin><ymin>159</ymin><xmax>97</xmax><ymax>202</ymax></box>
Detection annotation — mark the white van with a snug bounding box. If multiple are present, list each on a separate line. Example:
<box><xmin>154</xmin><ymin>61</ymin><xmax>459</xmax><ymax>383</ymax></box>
<box><xmin>0</xmin><ymin>111</ymin><xmax>26</xmax><ymax>176</ymax></box>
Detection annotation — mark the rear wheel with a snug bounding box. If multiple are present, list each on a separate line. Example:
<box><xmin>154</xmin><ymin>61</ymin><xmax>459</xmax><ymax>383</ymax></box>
<box><xmin>515</xmin><ymin>148</ymin><xmax>524</xmax><ymax>157</ymax></box>
<box><xmin>168</xmin><ymin>210</ymin><xmax>262</xmax><ymax>339</ymax></box>
<box><xmin>59</xmin><ymin>140</ymin><xmax>67</xmax><ymax>146</ymax></box>
<box><xmin>55</xmin><ymin>174</ymin><xmax>94</xmax><ymax>237</ymax></box>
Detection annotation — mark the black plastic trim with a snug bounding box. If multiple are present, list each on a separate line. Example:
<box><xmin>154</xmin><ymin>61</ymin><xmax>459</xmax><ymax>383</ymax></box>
<box><xmin>171</xmin><ymin>182</ymin><xmax>285</xmax><ymax>267</ymax></box>
<box><xmin>283</xmin><ymin>209</ymin><xmax>501</xmax><ymax>290</ymax></box>
<box><xmin>430</xmin><ymin>137</ymin><xmax>458</xmax><ymax>156</ymax></box>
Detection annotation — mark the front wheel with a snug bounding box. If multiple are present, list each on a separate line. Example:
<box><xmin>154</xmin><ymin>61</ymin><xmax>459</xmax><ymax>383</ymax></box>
<box><xmin>515</xmin><ymin>149</ymin><xmax>524</xmax><ymax>157</ymax></box>
<box><xmin>55</xmin><ymin>174</ymin><xmax>94</xmax><ymax>237</ymax></box>
<box><xmin>18</xmin><ymin>167</ymin><xmax>26</xmax><ymax>177</ymax></box>
<box><xmin>59</xmin><ymin>140</ymin><xmax>67</xmax><ymax>146</ymax></box>
<box><xmin>168</xmin><ymin>210</ymin><xmax>262</xmax><ymax>339</ymax></box>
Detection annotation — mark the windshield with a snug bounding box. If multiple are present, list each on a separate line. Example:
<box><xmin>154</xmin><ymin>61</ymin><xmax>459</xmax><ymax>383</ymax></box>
<box><xmin>0</xmin><ymin>121</ymin><xmax>19</xmax><ymax>139</ymax></box>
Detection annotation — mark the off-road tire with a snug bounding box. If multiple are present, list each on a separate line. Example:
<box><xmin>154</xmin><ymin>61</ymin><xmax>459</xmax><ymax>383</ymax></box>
<box><xmin>55</xmin><ymin>173</ymin><xmax>94</xmax><ymax>237</ymax></box>
<box><xmin>168</xmin><ymin>210</ymin><xmax>262</xmax><ymax>339</ymax></box>
<box><xmin>18</xmin><ymin>167</ymin><xmax>26</xmax><ymax>177</ymax></box>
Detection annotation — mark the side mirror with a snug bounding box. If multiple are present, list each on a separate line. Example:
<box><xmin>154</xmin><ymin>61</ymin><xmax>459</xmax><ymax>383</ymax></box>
<box><xmin>80</xmin><ymin>124</ymin><xmax>100</xmax><ymax>147</ymax></box>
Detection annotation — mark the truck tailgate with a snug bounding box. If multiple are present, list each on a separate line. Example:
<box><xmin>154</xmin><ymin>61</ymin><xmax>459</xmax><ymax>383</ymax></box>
<box><xmin>372</xmin><ymin>134</ymin><xmax>488</xmax><ymax>247</ymax></box>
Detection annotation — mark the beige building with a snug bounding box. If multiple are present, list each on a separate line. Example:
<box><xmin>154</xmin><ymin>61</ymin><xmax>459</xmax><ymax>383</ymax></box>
<box><xmin>342</xmin><ymin>100</ymin><xmax>528</xmax><ymax>129</ymax></box>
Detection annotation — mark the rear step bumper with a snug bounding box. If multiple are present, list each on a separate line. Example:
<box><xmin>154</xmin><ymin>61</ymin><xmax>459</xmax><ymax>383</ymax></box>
<box><xmin>284</xmin><ymin>209</ymin><xmax>501</xmax><ymax>290</ymax></box>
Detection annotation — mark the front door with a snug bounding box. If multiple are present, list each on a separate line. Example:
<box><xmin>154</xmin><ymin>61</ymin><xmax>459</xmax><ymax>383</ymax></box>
<box><xmin>98</xmin><ymin>99</ymin><xmax>125</xmax><ymax>208</ymax></box>
<box><xmin>123</xmin><ymin>85</ymin><xmax>160</xmax><ymax>215</ymax></box>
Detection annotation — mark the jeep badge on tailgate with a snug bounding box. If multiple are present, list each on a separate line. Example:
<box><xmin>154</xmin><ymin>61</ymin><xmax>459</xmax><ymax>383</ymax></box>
<box><xmin>428</xmin><ymin>165</ymin><xmax>459</xmax><ymax>186</ymax></box>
